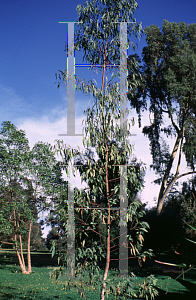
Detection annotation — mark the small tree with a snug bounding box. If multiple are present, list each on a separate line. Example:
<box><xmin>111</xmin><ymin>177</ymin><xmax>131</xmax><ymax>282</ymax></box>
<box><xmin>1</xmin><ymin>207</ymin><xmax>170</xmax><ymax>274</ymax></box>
<box><xmin>49</xmin><ymin>0</ymin><xmax>158</xmax><ymax>298</ymax></box>
<box><xmin>51</xmin><ymin>108</ymin><xmax>157</xmax><ymax>298</ymax></box>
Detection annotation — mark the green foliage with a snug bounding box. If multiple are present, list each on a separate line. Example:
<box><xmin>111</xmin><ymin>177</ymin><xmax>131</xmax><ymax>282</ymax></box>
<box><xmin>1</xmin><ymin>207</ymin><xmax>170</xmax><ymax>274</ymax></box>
<box><xmin>30</xmin><ymin>223</ymin><xmax>46</xmax><ymax>250</ymax></box>
<box><xmin>0</xmin><ymin>178</ymin><xmax>45</xmax><ymax>250</ymax></box>
<box><xmin>137</xmin><ymin>275</ymin><xmax>159</xmax><ymax>300</ymax></box>
<box><xmin>114</xmin><ymin>274</ymin><xmax>158</xmax><ymax>300</ymax></box>
<box><xmin>0</xmin><ymin>122</ymin><xmax>35</xmax><ymax>239</ymax></box>
<box><xmin>0</xmin><ymin>121</ymin><xmax>66</xmax><ymax>270</ymax></box>
<box><xmin>50</xmin><ymin>0</ymin><xmax>158</xmax><ymax>299</ymax></box>
<box><xmin>127</xmin><ymin>20</ymin><xmax>196</xmax><ymax>213</ymax></box>
<box><xmin>67</xmin><ymin>0</ymin><xmax>142</xmax><ymax>67</ymax></box>
<box><xmin>45</xmin><ymin>228</ymin><xmax>62</xmax><ymax>251</ymax></box>
<box><xmin>50</xmin><ymin>238</ymin><xmax>158</xmax><ymax>299</ymax></box>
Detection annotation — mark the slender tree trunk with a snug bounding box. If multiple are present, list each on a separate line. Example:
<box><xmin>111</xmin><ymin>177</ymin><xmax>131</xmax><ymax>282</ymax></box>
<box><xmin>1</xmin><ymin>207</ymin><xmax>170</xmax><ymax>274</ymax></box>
<box><xmin>27</xmin><ymin>220</ymin><xmax>32</xmax><ymax>273</ymax></box>
<box><xmin>14</xmin><ymin>235</ymin><xmax>27</xmax><ymax>272</ymax></box>
<box><xmin>100</xmin><ymin>223</ymin><xmax>110</xmax><ymax>300</ymax></box>
<box><xmin>99</xmin><ymin>40</ymin><xmax>112</xmax><ymax>300</ymax></box>
<box><xmin>17</xmin><ymin>221</ymin><xmax>25</xmax><ymax>268</ymax></box>
<box><xmin>14</xmin><ymin>234</ymin><xmax>27</xmax><ymax>273</ymax></box>
<box><xmin>15</xmin><ymin>246</ymin><xmax>27</xmax><ymax>273</ymax></box>
<box><xmin>13</xmin><ymin>208</ymin><xmax>26</xmax><ymax>273</ymax></box>
<box><xmin>18</xmin><ymin>234</ymin><xmax>26</xmax><ymax>268</ymax></box>
<box><xmin>100</xmin><ymin>138</ymin><xmax>111</xmax><ymax>300</ymax></box>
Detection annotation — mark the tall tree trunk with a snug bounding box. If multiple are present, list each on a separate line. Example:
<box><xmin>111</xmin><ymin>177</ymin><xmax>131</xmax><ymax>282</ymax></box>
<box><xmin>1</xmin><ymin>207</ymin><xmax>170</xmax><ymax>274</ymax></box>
<box><xmin>156</xmin><ymin>133</ymin><xmax>182</xmax><ymax>215</ymax></box>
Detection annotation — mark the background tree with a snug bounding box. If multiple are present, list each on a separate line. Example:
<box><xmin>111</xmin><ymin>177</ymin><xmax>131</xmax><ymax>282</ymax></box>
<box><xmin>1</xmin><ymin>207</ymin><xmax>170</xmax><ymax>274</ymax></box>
<box><xmin>143</xmin><ymin>176</ymin><xmax>196</xmax><ymax>257</ymax></box>
<box><xmin>0</xmin><ymin>121</ymin><xmax>65</xmax><ymax>274</ymax></box>
<box><xmin>50</xmin><ymin>1</ymin><xmax>158</xmax><ymax>299</ymax></box>
<box><xmin>142</xmin><ymin>204</ymin><xmax>185</xmax><ymax>256</ymax></box>
<box><xmin>45</xmin><ymin>227</ymin><xmax>65</xmax><ymax>251</ymax></box>
<box><xmin>127</xmin><ymin>20</ymin><xmax>196</xmax><ymax>215</ymax></box>
<box><xmin>18</xmin><ymin>179</ymin><xmax>46</xmax><ymax>251</ymax></box>
<box><xmin>165</xmin><ymin>176</ymin><xmax>196</xmax><ymax>257</ymax></box>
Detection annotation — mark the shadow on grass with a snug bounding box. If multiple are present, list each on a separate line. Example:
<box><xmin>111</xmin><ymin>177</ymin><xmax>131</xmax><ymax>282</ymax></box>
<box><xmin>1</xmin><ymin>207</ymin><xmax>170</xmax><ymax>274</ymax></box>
<box><xmin>154</xmin><ymin>286</ymin><xmax>196</xmax><ymax>300</ymax></box>
<box><xmin>178</xmin><ymin>278</ymin><xmax>196</xmax><ymax>292</ymax></box>
<box><xmin>0</xmin><ymin>251</ymin><xmax>58</xmax><ymax>268</ymax></box>
<box><xmin>0</xmin><ymin>290</ymin><xmax>71</xmax><ymax>300</ymax></box>
<box><xmin>153</xmin><ymin>272</ymin><xmax>196</xmax><ymax>300</ymax></box>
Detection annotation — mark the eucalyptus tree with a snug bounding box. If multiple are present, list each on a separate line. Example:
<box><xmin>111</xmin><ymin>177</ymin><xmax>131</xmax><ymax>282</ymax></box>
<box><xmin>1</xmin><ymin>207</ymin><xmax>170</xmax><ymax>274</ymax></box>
<box><xmin>50</xmin><ymin>0</ymin><xmax>158</xmax><ymax>299</ymax></box>
<box><xmin>127</xmin><ymin>20</ymin><xmax>196</xmax><ymax>215</ymax></box>
<box><xmin>0</xmin><ymin>121</ymin><xmax>65</xmax><ymax>274</ymax></box>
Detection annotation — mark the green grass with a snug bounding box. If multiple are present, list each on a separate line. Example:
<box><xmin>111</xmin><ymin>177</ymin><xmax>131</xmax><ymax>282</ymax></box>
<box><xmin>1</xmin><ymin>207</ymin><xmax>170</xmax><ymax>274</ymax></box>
<box><xmin>1</xmin><ymin>249</ymin><xmax>196</xmax><ymax>299</ymax></box>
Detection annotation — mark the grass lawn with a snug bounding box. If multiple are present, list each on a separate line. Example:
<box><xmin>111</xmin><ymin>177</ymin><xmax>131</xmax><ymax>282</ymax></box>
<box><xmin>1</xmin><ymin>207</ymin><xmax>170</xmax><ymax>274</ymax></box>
<box><xmin>1</xmin><ymin>249</ymin><xmax>196</xmax><ymax>299</ymax></box>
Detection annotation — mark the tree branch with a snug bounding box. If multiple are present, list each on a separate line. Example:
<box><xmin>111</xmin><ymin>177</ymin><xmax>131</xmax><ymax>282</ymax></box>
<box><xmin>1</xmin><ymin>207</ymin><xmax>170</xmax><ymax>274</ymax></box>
<box><xmin>157</xmin><ymin>171</ymin><xmax>196</xmax><ymax>215</ymax></box>
<box><xmin>0</xmin><ymin>241</ymin><xmax>14</xmax><ymax>245</ymax></box>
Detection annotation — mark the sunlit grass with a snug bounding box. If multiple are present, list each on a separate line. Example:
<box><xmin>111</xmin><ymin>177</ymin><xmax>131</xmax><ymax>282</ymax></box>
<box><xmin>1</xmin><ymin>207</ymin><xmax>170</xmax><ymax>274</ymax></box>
<box><xmin>0</xmin><ymin>264</ymin><xmax>194</xmax><ymax>300</ymax></box>
<box><xmin>0</xmin><ymin>265</ymin><xmax>118</xmax><ymax>299</ymax></box>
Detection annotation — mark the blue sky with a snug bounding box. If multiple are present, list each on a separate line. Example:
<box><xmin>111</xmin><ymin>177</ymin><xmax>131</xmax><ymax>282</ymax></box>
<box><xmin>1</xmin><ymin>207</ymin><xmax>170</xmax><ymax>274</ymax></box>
<box><xmin>1</xmin><ymin>0</ymin><xmax>196</xmax><ymax>236</ymax></box>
